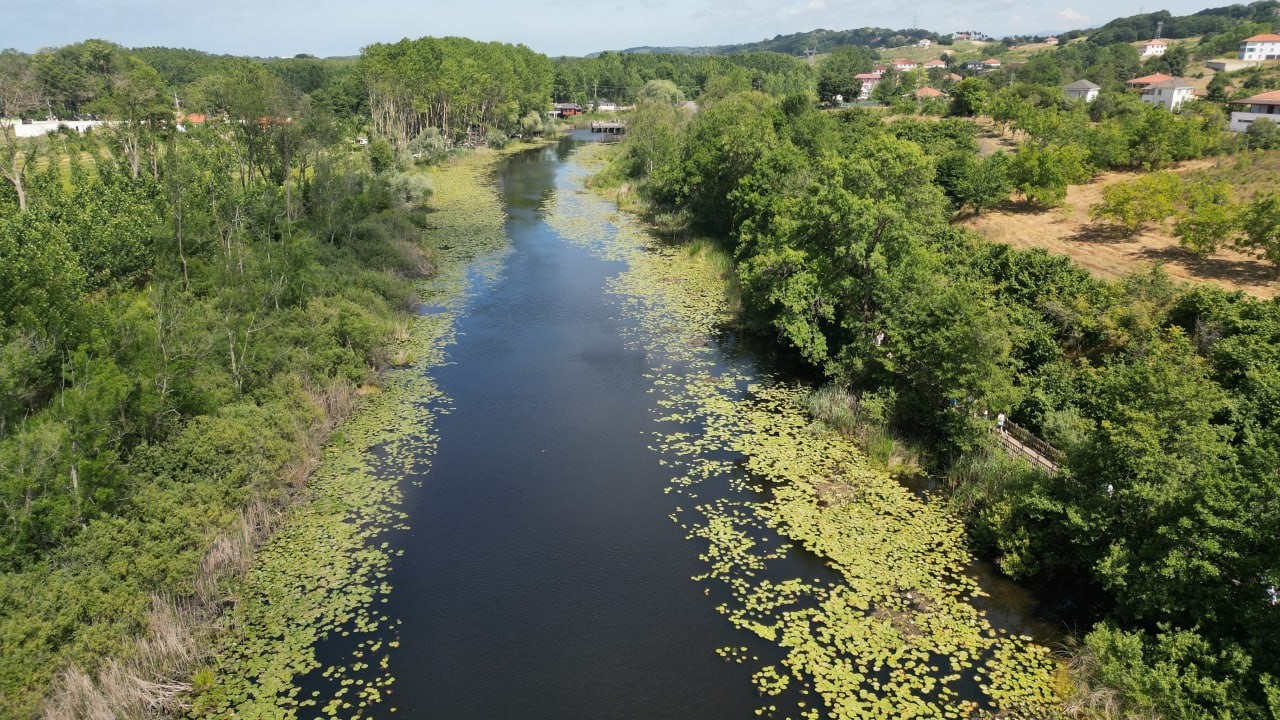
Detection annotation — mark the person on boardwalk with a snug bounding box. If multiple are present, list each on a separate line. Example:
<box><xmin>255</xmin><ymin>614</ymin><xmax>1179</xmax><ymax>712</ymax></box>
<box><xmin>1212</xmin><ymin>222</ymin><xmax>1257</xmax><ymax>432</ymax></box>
<box><xmin>996</xmin><ymin>412</ymin><xmax>1006</xmax><ymax>434</ymax></box>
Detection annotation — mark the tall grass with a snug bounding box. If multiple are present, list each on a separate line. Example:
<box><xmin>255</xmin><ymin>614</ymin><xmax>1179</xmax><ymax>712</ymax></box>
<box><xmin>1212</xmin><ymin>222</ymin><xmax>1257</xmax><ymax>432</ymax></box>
<box><xmin>805</xmin><ymin>385</ymin><xmax>923</xmax><ymax>477</ymax></box>
<box><xmin>683</xmin><ymin>238</ymin><xmax>742</xmax><ymax>314</ymax></box>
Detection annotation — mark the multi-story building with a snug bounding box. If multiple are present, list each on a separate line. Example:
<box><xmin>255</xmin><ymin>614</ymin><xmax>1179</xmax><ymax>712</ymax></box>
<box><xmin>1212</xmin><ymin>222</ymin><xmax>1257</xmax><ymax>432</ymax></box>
<box><xmin>1239</xmin><ymin>34</ymin><xmax>1280</xmax><ymax>60</ymax></box>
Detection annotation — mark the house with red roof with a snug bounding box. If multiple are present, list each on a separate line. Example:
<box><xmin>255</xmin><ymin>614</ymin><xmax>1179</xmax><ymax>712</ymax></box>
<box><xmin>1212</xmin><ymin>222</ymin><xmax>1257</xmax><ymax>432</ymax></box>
<box><xmin>923</xmin><ymin>59</ymin><xmax>948</xmax><ymax>70</ymax></box>
<box><xmin>1139</xmin><ymin>77</ymin><xmax>1196</xmax><ymax>111</ymax></box>
<box><xmin>1125</xmin><ymin>73</ymin><xmax>1174</xmax><ymax>90</ymax></box>
<box><xmin>1239</xmin><ymin>34</ymin><xmax>1280</xmax><ymax>61</ymax></box>
<box><xmin>855</xmin><ymin>72</ymin><xmax>883</xmax><ymax>100</ymax></box>
<box><xmin>891</xmin><ymin>58</ymin><xmax>919</xmax><ymax>71</ymax></box>
<box><xmin>1229</xmin><ymin>90</ymin><xmax>1280</xmax><ymax>131</ymax></box>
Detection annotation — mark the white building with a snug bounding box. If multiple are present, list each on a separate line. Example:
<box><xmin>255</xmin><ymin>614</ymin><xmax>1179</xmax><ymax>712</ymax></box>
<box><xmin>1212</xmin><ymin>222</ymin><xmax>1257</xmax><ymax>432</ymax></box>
<box><xmin>917</xmin><ymin>38</ymin><xmax>932</xmax><ymax>48</ymax></box>
<box><xmin>855</xmin><ymin>72</ymin><xmax>883</xmax><ymax>100</ymax></box>
<box><xmin>1141</xmin><ymin>39</ymin><xmax>1169</xmax><ymax>56</ymax></box>
<box><xmin>1229</xmin><ymin>90</ymin><xmax>1280</xmax><ymax>132</ymax></box>
<box><xmin>891</xmin><ymin>59</ymin><xmax>919</xmax><ymax>71</ymax></box>
<box><xmin>1140</xmin><ymin>77</ymin><xmax>1195</xmax><ymax>111</ymax></box>
<box><xmin>1064</xmin><ymin>79</ymin><xmax>1101</xmax><ymax>102</ymax></box>
<box><xmin>1239</xmin><ymin>34</ymin><xmax>1280</xmax><ymax>61</ymax></box>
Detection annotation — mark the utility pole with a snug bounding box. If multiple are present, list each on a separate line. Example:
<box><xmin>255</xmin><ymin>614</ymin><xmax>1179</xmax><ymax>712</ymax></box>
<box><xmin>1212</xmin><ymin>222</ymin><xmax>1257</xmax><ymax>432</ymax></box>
<box><xmin>805</xmin><ymin>47</ymin><xmax>817</xmax><ymax>66</ymax></box>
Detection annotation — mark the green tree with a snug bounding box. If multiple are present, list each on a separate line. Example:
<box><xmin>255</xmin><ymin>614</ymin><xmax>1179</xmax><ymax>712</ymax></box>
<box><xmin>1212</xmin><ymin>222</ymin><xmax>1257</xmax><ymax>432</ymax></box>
<box><xmin>1089</xmin><ymin>170</ymin><xmax>1180</xmax><ymax>236</ymax></box>
<box><xmin>621</xmin><ymin>98</ymin><xmax>689</xmax><ymax>178</ymax></box>
<box><xmin>1007</xmin><ymin>142</ymin><xmax>1091</xmax><ymax>206</ymax></box>
<box><xmin>1174</xmin><ymin>181</ymin><xmax>1240</xmax><ymax>256</ymax></box>
<box><xmin>1083</xmin><ymin>624</ymin><xmax>1259</xmax><ymax>720</ymax></box>
<box><xmin>1245</xmin><ymin>117</ymin><xmax>1280</xmax><ymax>150</ymax></box>
<box><xmin>93</xmin><ymin>55</ymin><xmax>171</xmax><ymax>180</ymax></box>
<box><xmin>0</xmin><ymin>51</ymin><xmax>45</xmax><ymax>211</ymax></box>
<box><xmin>950</xmin><ymin>77</ymin><xmax>989</xmax><ymax>117</ymax></box>
<box><xmin>1206</xmin><ymin>72</ymin><xmax>1231</xmax><ymax>104</ymax></box>
<box><xmin>1238</xmin><ymin>193</ymin><xmax>1280</xmax><ymax>274</ymax></box>
<box><xmin>637</xmin><ymin>79</ymin><xmax>684</xmax><ymax>106</ymax></box>
<box><xmin>869</xmin><ymin>69</ymin><xmax>900</xmax><ymax>105</ymax></box>
<box><xmin>736</xmin><ymin>135</ymin><xmax>949</xmax><ymax>380</ymax></box>
<box><xmin>816</xmin><ymin>46</ymin><xmax>875</xmax><ymax>103</ymax></box>
<box><xmin>937</xmin><ymin>150</ymin><xmax>1011</xmax><ymax>214</ymax></box>
<box><xmin>653</xmin><ymin>91</ymin><xmax>781</xmax><ymax>236</ymax></box>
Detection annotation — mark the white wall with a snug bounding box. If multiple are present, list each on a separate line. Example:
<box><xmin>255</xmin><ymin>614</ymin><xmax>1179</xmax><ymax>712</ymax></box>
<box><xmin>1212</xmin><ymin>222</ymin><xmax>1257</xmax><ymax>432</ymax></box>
<box><xmin>1230</xmin><ymin>110</ymin><xmax>1280</xmax><ymax>132</ymax></box>
<box><xmin>5</xmin><ymin>120</ymin><xmax>109</xmax><ymax>138</ymax></box>
<box><xmin>1239</xmin><ymin>41</ymin><xmax>1280</xmax><ymax>60</ymax></box>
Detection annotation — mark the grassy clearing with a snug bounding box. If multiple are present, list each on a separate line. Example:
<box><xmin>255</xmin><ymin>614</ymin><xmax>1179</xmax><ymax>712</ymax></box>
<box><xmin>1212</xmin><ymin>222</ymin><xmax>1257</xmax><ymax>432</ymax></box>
<box><xmin>959</xmin><ymin>154</ymin><xmax>1279</xmax><ymax>298</ymax></box>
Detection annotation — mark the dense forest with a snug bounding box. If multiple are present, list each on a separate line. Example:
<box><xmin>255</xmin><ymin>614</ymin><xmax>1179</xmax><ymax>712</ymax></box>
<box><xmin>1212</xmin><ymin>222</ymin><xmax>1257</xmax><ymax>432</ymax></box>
<box><xmin>611</xmin><ymin>26</ymin><xmax>945</xmax><ymax>57</ymax></box>
<box><xmin>551</xmin><ymin>51</ymin><xmax>816</xmax><ymax>106</ymax></box>
<box><xmin>602</xmin><ymin>40</ymin><xmax>1280</xmax><ymax>716</ymax></box>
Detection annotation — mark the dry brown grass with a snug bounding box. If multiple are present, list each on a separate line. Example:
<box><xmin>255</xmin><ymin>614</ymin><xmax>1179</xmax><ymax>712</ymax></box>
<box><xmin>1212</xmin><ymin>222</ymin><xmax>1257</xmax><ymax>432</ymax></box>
<box><xmin>42</xmin><ymin>498</ymin><xmax>284</xmax><ymax>720</ymax></box>
<box><xmin>44</xmin><ymin>599</ymin><xmax>205</xmax><ymax>719</ymax></box>
<box><xmin>40</xmin><ymin>377</ymin><xmax>360</xmax><ymax>719</ymax></box>
<box><xmin>958</xmin><ymin>157</ymin><xmax>1279</xmax><ymax>299</ymax></box>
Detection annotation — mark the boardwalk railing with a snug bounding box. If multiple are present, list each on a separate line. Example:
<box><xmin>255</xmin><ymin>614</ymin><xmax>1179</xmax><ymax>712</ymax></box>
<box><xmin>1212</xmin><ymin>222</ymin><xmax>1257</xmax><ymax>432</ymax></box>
<box><xmin>994</xmin><ymin>419</ymin><xmax>1062</xmax><ymax>475</ymax></box>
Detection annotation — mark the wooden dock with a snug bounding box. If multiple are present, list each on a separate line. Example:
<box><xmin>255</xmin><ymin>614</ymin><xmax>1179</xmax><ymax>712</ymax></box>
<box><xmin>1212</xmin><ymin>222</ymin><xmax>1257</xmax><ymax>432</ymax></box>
<box><xmin>590</xmin><ymin>120</ymin><xmax>626</xmax><ymax>134</ymax></box>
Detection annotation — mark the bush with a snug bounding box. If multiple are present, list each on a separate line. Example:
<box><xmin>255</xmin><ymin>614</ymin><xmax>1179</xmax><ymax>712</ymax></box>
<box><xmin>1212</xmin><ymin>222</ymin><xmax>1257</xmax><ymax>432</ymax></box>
<box><xmin>1245</xmin><ymin>118</ymin><xmax>1280</xmax><ymax>151</ymax></box>
<box><xmin>485</xmin><ymin>129</ymin><xmax>510</xmax><ymax>149</ymax></box>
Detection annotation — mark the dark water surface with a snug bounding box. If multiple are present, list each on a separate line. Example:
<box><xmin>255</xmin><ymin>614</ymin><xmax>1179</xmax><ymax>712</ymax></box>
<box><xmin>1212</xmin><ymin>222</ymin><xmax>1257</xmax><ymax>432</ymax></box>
<box><xmin>380</xmin><ymin>135</ymin><xmax>783</xmax><ymax>718</ymax></box>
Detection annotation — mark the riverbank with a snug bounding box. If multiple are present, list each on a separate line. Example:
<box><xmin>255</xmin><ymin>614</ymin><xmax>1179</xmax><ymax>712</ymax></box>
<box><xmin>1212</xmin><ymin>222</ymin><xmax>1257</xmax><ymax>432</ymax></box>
<box><xmin>183</xmin><ymin>143</ymin><xmax>549</xmax><ymax>718</ymax></box>
<box><xmin>555</xmin><ymin>142</ymin><xmax>1062</xmax><ymax>719</ymax></box>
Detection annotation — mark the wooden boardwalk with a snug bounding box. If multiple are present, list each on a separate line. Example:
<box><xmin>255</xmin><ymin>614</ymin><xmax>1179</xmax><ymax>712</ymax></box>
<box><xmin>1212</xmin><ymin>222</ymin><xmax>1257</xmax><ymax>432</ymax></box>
<box><xmin>590</xmin><ymin>120</ymin><xmax>626</xmax><ymax>134</ymax></box>
<box><xmin>993</xmin><ymin>420</ymin><xmax>1062</xmax><ymax>475</ymax></box>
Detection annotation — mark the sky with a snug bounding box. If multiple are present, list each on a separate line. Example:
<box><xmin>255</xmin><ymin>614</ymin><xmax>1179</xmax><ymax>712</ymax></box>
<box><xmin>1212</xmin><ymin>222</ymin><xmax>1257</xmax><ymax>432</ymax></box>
<box><xmin>4</xmin><ymin>0</ymin><xmax>1228</xmax><ymax>58</ymax></box>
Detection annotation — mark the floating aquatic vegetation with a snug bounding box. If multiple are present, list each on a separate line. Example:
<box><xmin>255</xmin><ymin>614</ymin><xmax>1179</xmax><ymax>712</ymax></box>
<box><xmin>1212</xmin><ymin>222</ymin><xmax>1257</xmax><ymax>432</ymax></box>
<box><xmin>549</xmin><ymin>143</ymin><xmax>1061</xmax><ymax>720</ymax></box>
<box><xmin>190</xmin><ymin>150</ymin><xmax>517</xmax><ymax>719</ymax></box>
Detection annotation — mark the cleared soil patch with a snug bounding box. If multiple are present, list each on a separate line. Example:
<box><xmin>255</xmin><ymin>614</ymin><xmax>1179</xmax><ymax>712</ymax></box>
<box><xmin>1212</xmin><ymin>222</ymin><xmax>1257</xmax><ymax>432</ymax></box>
<box><xmin>958</xmin><ymin>160</ymin><xmax>1279</xmax><ymax>299</ymax></box>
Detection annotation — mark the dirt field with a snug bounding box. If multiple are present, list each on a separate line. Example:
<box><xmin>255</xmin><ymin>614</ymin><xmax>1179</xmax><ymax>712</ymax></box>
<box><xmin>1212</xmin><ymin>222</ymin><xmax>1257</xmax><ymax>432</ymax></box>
<box><xmin>958</xmin><ymin>161</ymin><xmax>1279</xmax><ymax>299</ymax></box>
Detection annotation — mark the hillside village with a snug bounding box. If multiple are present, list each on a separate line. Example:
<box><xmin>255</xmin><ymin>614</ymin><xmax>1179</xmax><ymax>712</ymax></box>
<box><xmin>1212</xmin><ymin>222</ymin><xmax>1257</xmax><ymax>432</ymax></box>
<box><xmin>834</xmin><ymin>26</ymin><xmax>1280</xmax><ymax>127</ymax></box>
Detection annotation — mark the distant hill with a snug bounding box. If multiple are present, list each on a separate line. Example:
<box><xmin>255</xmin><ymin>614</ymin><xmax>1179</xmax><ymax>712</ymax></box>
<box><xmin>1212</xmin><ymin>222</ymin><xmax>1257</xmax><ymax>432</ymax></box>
<box><xmin>598</xmin><ymin>27</ymin><xmax>945</xmax><ymax>57</ymax></box>
<box><xmin>593</xmin><ymin>1</ymin><xmax>1280</xmax><ymax>59</ymax></box>
<box><xmin>1059</xmin><ymin>0</ymin><xmax>1279</xmax><ymax>44</ymax></box>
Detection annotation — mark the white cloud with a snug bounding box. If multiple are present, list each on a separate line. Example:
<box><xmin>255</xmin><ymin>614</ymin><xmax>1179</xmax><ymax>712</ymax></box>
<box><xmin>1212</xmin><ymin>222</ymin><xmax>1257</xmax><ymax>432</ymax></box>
<box><xmin>1057</xmin><ymin>7</ymin><xmax>1088</xmax><ymax>23</ymax></box>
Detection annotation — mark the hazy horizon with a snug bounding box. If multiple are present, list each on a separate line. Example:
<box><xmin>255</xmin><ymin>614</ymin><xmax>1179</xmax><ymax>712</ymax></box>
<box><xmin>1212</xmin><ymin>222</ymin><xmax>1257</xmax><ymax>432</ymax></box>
<box><xmin>6</xmin><ymin>0</ymin><xmax>1227</xmax><ymax>58</ymax></box>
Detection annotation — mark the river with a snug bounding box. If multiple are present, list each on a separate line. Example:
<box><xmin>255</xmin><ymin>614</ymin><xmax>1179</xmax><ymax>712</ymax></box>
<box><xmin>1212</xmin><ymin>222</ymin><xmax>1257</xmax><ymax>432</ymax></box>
<box><xmin>374</xmin><ymin>133</ymin><xmax>787</xmax><ymax>718</ymax></box>
<box><xmin>296</xmin><ymin>132</ymin><xmax>1059</xmax><ymax>719</ymax></box>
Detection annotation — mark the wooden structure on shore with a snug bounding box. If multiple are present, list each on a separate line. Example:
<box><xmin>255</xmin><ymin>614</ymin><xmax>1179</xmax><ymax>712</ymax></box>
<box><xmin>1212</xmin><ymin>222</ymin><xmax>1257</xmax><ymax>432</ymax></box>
<box><xmin>993</xmin><ymin>419</ymin><xmax>1062</xmax><ymax>475</ymax></box>
<box><xmin>590</xmin><ymin>120</ymin><xmax>626</xmax><ymax>134</ymax></box>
